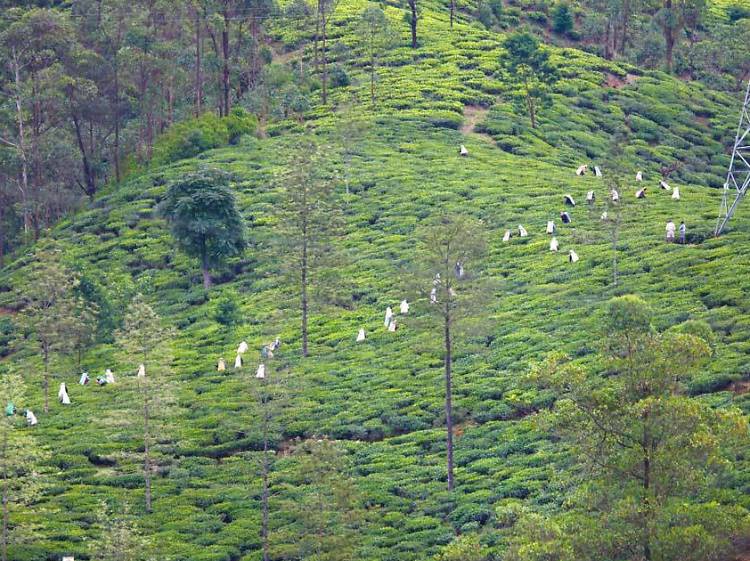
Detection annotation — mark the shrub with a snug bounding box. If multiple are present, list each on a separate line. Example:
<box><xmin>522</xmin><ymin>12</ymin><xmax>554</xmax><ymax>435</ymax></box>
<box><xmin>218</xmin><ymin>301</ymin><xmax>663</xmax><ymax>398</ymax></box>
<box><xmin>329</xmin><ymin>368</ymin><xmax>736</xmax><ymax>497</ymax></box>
<box><xmin>329</xmin><ymin>65</ymin><xmax>350</xmax><ymax>88</ymax></box>
<box><xmin>214</xmin><ymin>295</ymin><xmax>242</xmax><ymax>326</ymax></box>
<box><xmin>151</xmin><ymin>112</ymin><xmax>257</xmax><ymax>166</ymax></box>
<box><xmin>728</xmin><ymin>5</ymin><xmax>750</xmax><ymax>22</ymax></box>
<box><xmin>551</xmin><ymin>3</ymin><xmax>574</xmax><ymax>35</ymax></box>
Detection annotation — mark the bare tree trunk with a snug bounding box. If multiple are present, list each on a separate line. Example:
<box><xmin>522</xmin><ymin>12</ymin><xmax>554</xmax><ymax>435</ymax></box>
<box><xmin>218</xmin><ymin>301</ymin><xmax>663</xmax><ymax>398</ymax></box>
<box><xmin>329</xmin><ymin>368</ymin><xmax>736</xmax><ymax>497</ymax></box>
<box><xmin>43</xmin><ymin>344</ymin><xmax>49</xmax><ymax>414</ymax></box>
<box><xmin>222</xmin><ymin>8</ymin><xmax>230</xmax><ymax>117</ymax></box>
<box><xmin>642</xmin><ymin>415</ymin><xmax>652</xmax><ymax>561</ymax></box>
<box><xmin>195</xmin><ymin>9</ymin><xmax>203</xmax><ymax>116</ymax></box>
<box><xmin>444</xmin><ymin>304</ymin><xmax>454</xmax><ymax>491</ymax></box>
<box><xmin>142</xmin><ymin>371</ymin><xmax>152</xmax><ymax>513</ymax></box>
<box><xmin>321</xmin><ymin>15</ymin><xmax>328</xmax><ymax>105</ymax></box>
<box><xmin>11</xmin><ymin>49</ymin><xmax>30</xmax><ymax>237</ymax></box>
<box><xmin>663</xmin><ymin>0</ymin><xmax>675</xmax><ymax>74</ymax></box>
<box><xmin>113</xmin><ymin>49</ymin><xmax>121</xmax><ymax>182</ymax></box>
<box><xmin>261</xmin><ymin>375</ymin><xmax>270</xmax><ymax>561</ymax></box>
<box><xmin>301</xmin><ymin>221</ymin><xmax>309</xmax><ymax>357</ymax></box>
<box><xmin>450</xmin><ymin>0</ymin><xmax>455</xmax><ymax>29</ymax></box>
<box><xmin>201</xmin><ymin>244</ymin><xmax>212</xmax><ymax>289</ymax></box>
<box><xmin>0</xmin><ymin>204</ymin><xmax>5</xmax><ymax>269</ymax></box>
<box><xmin>2</xmin><ymin>431</ymin><xmax>8</xmax><ymax>561</ymax></box>
<box><xmin>408</xmin><ymin>0</ymin><xmax>418</xmax><ymax>48</ymax></box>
<box><xmin>72</xmin><ymin>113</ymin><xmax>97</xmax><ymax>199</ymax></box>
<box><xmin>314</xmin><ymin>0</ymin><xmax>321</xmax><ymax>72</ymax></box>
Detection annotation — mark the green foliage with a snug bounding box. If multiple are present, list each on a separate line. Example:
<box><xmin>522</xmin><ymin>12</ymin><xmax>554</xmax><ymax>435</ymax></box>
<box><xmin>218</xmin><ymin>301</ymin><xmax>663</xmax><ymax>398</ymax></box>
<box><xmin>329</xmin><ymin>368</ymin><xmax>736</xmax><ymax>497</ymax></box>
<box><xmin>523</xmin><ymin>298</ymin><xmax>749</xmax><ymax>561</ymax></box>
<box><xmin>0</xmin><ymin>2</ymin><xmax>750</xmax><ymax>560</ymax></box>
<box><xmin>160</xmin><ymin>168</ymin><xmax>246</xmax><ymax>288</ymax></box>
<box><xmin>151</xmin><ymin>112</ymin><xmax>258</xmax><ymax>167</ymax></box>
<box><xmin>728</xmin><ymin>4</ymin><xmax>750</xmax><ymax>20</ymax></box>
<box><xmin>213</xmin><ymin>295</ymin><xmax>242</xmax><ymax>327</ymax></box>
<box><xmin>552</xmin><ymin>3</ymin><xmax>574</xmax><ymax>35</ymax></box>
<box><xmin>499</xmin><ymin>32</ymin><xmax>560</xmax><ymax>128</ymax></box>
<box><xmin>435</xmin><ymin>534</ymin><xmax>488</xmax><ymax>561</ymax></box>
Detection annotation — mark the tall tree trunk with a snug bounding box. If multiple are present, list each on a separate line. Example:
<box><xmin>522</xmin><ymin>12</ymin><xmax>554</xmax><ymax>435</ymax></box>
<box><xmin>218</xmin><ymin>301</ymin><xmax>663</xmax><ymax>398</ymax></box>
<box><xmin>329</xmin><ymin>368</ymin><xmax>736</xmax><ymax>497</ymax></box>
<box><xmin>43</xmin><ymin>344</ymin><xmax>49</xmax><ymax>414</ymax></box>
<box><xmin>201</xmin><ymin>243</ymin><xmax>212</xmax><ymax>289</ymax></box>
<box><xmin>113</xmin><ymin>49</ymin><xmax>121</xmax><ymax>182</ymax></box>
<box><xmin>620</xmin><ymin>0</ymin><xmax>631</xmax><ymax>55</ymax></box>
<box><xmin>450</xmin><ymin>0</ymin><xmax>455</xmax><ymax>29</ymax></box>
<box><xmin>408</xmin><ymin>0</ymin><xmax>418</xmax><ymax>48</ymax></box>
<box><xmin>11</xmin><ymin>49</ymin><xmax>31</xmax><ymax>237</ymax></box>
<box><xmin>261</xmin><ymin>376</ymin><xmax>270</xmax><ymax>561</ymax></box>
<box><xmin>0</xmin><ymin>204</ymin><xmax>5</xmax><ymax>268</ymax></box>
<box><xmin>444</xmin><ymin>304</ymin><xmax>454</xmax><ymax>491</ymax></box>
<box><xmin>642</xmin><ymin>416</ymin><xmax>652</xmax><ymax>561</ymax></box>
<box><xmin>142</xmin><ymin>372</ymin><xmax>152</xmax><ymax>513</ymax></box>
<box><xmin>2</xmin><ymin>431</ymin><xmax>8</xmax><ymax>561</ymax></box>
<box><xmin>222</xmin><ymin>9</ymin><xmax>230</xmax><ymax>117</ymax></box>
<box><xmin>314</xmin><ymin>0</ymin><xmax>321</xmax><ymax>72</ymax></box>
<box><xmin>195</xmin><ymin>9</ymin><xmax>203</xmax><ymax>115</ymax></box>
<box><xmin>525</xmin><ymin>83</ymin><xmax>537</xmax><ymax>129</ymax></box>
<box><xmin>301</xmin><ymin>222</ymin><xmax>309</xmax><ymax>358</ymax></box>
<box><xmin>664</xmin><ymin>0</ymin><xmax>675</xmax><ymax>73</ymax></box>
<box><xmin>321</xmin><ymin>15</ymin><xmax>328</xmax><ymax>105</ymax></box>
<box><xmin>72</xmin><ymin>113</ymin><xmax>97</xmax><ymax>199</ymax></box>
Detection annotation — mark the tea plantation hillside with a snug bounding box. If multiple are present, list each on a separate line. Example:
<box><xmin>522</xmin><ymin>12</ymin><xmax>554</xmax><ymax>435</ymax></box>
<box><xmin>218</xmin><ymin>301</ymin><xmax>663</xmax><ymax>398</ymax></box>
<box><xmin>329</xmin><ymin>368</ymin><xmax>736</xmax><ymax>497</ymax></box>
<box><xmin>1</xmin><ymin>1</ymin><xmax>750</xmax><ymax>560</ymax></box>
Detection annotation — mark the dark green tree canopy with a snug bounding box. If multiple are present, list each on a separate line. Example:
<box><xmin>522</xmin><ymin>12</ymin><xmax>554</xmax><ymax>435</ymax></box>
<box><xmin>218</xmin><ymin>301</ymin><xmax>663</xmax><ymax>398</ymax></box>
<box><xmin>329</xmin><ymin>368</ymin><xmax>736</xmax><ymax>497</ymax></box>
<box><xmin>160</xmin><ymin>168</ymin><xmax>246</xmax><ymax>288</ymax></box>
<box><xmin>499</xmin><ymin>32</ymin><xmax>560</xmax><ymax>128</ymax></box>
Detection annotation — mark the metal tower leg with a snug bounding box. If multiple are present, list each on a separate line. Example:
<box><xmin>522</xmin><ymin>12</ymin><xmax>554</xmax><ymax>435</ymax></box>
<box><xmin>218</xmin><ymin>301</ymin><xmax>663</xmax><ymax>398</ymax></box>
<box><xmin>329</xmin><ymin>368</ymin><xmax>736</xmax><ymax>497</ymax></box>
<box><xmin>716</xmin><ymin>79</ymin><xmax>750</xmax><ymax>236</ymax></box>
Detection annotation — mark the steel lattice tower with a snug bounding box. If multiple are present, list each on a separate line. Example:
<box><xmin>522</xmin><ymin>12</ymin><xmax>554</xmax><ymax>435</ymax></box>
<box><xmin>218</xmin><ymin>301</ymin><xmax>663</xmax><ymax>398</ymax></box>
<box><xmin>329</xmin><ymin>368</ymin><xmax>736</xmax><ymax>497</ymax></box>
<box><xmin>716</xmin><ymin>79</ymin><xmax>750</xmax><ymax>236</ymax></box>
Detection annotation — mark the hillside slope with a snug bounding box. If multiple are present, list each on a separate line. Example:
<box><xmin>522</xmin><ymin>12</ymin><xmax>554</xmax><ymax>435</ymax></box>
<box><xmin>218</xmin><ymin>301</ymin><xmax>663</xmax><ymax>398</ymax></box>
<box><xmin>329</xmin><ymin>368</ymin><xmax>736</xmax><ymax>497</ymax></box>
<box><xmin>2</xmin><ymin>2</ymin><xmax>750</xmax><ymax>560</ymax></box>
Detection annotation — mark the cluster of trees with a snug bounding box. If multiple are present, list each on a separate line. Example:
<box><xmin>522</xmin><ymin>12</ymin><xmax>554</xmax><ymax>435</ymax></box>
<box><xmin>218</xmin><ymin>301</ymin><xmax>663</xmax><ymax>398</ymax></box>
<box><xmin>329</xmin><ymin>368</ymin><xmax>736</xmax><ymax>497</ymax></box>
<box><xmin>0</xmin><ymin>0</ymin><xmax>411</xmax><ymax>267</ymax></box>
<box><xmin>507</xmin><ymin>295</ymin><xmax>748</xmax><ymax>561</ymax></box>
<box><xmin>545</xmin><ymin>0</ymin><xmax>750</xmax><ymax>87</ymax></box>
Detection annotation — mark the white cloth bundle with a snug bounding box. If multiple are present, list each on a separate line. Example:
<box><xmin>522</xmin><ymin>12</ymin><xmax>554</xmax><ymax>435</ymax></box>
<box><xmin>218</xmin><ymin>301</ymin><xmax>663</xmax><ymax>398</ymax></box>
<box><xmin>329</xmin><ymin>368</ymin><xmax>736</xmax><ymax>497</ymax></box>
<box><xmin>137</xmin><ymin>364</ymin><xmax>146</xmax><ymax>378</ymax></box>
<box><xmin>356</xmin><ymin>328</ymin><xmax>366</xmax><ymax>342</ymax></box>
<box><xmin>256</xmin><ymin>364</ymin><xmax>265</xmax><ymax>379</ymax></box>
<box><xmin>550</xmin><ymin>237</ymin><xmax>559</xmax><ymax>252</ymax></box>
<box><xmin>518</xmin><ymin>225</ymin><xmax>528</xmax><ymax>237</ymax></box>
<box><xmin>105</xmin><ymin>369</ymin><xmax>115</xmax><ymax>384</ymax></box>
<box><xmin>659</xmin><ymin>180</ymin><xmax>671</xmax><ymax>191</ymax></box>
<box><xmin>217</xmin><ymin>359</ymin><xmax>226</xmax><ymax>372</ymax></box>
<box><xmin>26</xmin><ymin>410</ymin><xmax>38</xmax><ymax>426</ymax></box>
<box><xmin>384</xmin><ymin>307</ymin><xmax>393</xmax><ymax>328</ymax></box>
<box><xmin>586</xmin><ymin>190</ymin><xmax>595</xmax><ymax>202</ymax></box>
<box><xmin>636</xmin><ymin>171</ymin><xmax>643</xmax><ymax>182</ymax></box>
<box><xmin>569</xmin><ymin>250</ymin><xmax>579</xmax><ymax>263</ymax></box>
<box><xmin>546</xmin><ymin>221</ymin><xmax>555</xmax><ymax>234</ymax></box>
<box><xmin>672</xmin><ymin>187</ymin><xmax>680</xmax><ymax>200</ymax></box>
<box><xmin>430</xmin><ymin>288</ymin><xmax>438</xmax><ymax>304</ymax></box>
<box><xmin>388</xmin><ymin>320</ymin><xmax>397</xmax><ymax>332</ymax></box>
<box><xmin>58</xmin><ymin>383</ymin><xmax>70</xmax><ymax>405</ymax></box>
<box><xmin>594</xmin><ymin>166</ymin><xmax>602</xmax><ymax>177</ymax></box>
<box><xmin>564</xmin><ymin>194</ymin><xmax>576</xmax><ymax>206</ymax></box>
<box><xmin>503</xmin><ymin>230</ymin><xmax>511</xmax><ymax>242</ymax></box>
<box><xmin>576</xmin><ymin>164</ymin><xmax>587</xmax><ymax>176</ymax></box>
<box><xmin>611</xmin><ymin>189</ymin><xmax>619</xmax><ymax>202</ymax></box>
<box><xmin>601</xmin><ymin>211</ymin><xmax>608</xmax><ymax>220</ymax></box>
<box><xmin>400</xmin><ymin>300</ymin><xmax>409</xmax><ymax>314</ymax></box>
<box><xmin>237</xmin><ymin>341</ymin><xmax>249</xmax><ymax>354</ymax></box>
<box><xmin>460</xmin><ymin>144</ymin><xmax>468</xmax><ymax>156</ymax></box>
<box><xmin>234</xmin><ymin>354</ymin><xmax>242</xmax><ymax>369</ymax></box>
<box><xmin>79</xmin><ymin>373</ymin><xmax>89</xmax><ymax>386</ymax></box>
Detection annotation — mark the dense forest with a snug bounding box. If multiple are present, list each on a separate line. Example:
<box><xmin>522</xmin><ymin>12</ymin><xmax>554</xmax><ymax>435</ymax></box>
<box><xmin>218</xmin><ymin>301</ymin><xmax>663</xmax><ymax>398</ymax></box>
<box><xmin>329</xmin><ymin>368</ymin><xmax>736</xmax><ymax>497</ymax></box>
<box><xmin>1</xmin><ymin>0</ymin><xmax>750</xmax><ymax>560</ymax></box>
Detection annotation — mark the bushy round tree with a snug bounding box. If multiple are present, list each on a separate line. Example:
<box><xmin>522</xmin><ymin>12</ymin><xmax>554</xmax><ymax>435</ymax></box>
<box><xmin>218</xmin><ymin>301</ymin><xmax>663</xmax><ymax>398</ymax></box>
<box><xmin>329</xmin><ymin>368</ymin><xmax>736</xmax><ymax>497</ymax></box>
<box><xmin>160</xmin><ymin>168</ymin><xmax>246</xmax><ymax>289</ymax></box>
